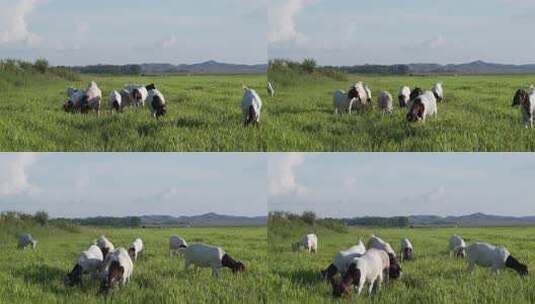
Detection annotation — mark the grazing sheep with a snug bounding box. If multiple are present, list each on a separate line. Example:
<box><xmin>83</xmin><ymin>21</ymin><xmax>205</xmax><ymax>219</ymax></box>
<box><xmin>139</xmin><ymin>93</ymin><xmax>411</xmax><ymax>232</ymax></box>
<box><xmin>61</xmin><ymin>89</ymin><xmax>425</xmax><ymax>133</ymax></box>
<box><xmin>377</xmin><ymin>91</ymin><xmax>393</xmax><ymax>114</ymax></box>
<box><xmin>333</xmin><ymin>90</ymin><xmax>355</xmax><ymax>115</ymax></box>
<box><xmin>99</xmin><ymin>248</ymin><xmax>134</xmax><ymax>293</ymax></box>
<box><xmin>407</xmin><ymin>91</ymin><xmax>438</xmax><ymax>123</ymax></box>
<box><xmin>145</xmin><ymin>85</ymin><xmax>167</xmax><ymax>118</ymax></box>
<box><xmin>367</xmin><ymin>235</ymin><xmax>402</xmax><ymax>279</ymax></box>
<box><xmin>292</xmin><ymin>233</ymin><xmax>318</xmax><ymax>253</ymax></box>
<box><xmin>120</xmin><ymin>89</ymin><xmax>133</xmax><ymax>108</ymax></box>
<box><xmin>96</xmin><ymin>236</ymin><xmax>115</xmax><ymax>258</ymax></box>
<box><xmin>241</xmin><ymin>87</ymin><xmax>262</xmax><ymax>127</ymax></box>
<box><xmin>18</xmin><ymin>233</ymin><xmax>37</xmax><ymax>249</ymax></box>
<box><xmin>407</xmin><ymin>87</ymin><xmax>423</xmax><ymax>109</ymax></box>
<box><xmin>432</xmin><ymin>83</ymin><xmax>444</xmax><ymax>102</ymax></box>
<box><xmin>64</xmin><ymin>87</ymin><xmax>85</xmax><ymax>113</ymax></box>
<box><xmin>398</xmin><ymin>86</ymin><xmax>411</xmax><ymax>108</ymax></box>
<box><xmin>125</xmin><ymin>85</ymin><xmax>148</xmax><ymax>107</ymax></box>
<box><xmin>267</xmin><ymin>82</ymin><xmax>275</xmax><ymax>97</ymax></box>
<box><xmin>321</xmin><ymin>240</ymin><xmax>366</xmax><ymax>284</ymax></box>
<box><xmin>512</xmin><ymin>88</ymin><xmax>535</xmax><ymax>128</ymax></box>
<box><xmin>128</xmin><ymin>238</ymin><xmax>143</xmax><ymax>262</ymax></box>
<box><xmin>331</xmin><ymin>249</ymin><xmax>390</xmax><ymax>298</ymax></box>
<box><xmin>169</xmin><ymin>236</ymin><xmax>188</xmax><ymax>256</ymax></box>
<box><xmin>180</xmin><ymin>243</ymin><xmax>245</xmax><ymax>277</ymax></box>
<box><xmin>80</xmin><ymin>81</ymin><xmax>102</xmax><ymax>115</ymax></box>
<box><xmin>109</xmin><ymin>90</ymin><xmax>122</xmax><ymax>113</ymax></box>
<box><xmin>347</xmin><ymin>82</ymin><xmax>371</xmax><ymax>112</ymax></box>
<box><xmin>449</xmin><ymin>234</ymin><xmax>467</xmax><ymax>258</ymax></box>
<box><xmin>65</xmin><ymin>245</ymin><xmax>103</xmax><ymax>287</ymax></box>
<box><xmin>400</xmin><ymin>238</ymin><xmax>414</xmax><ymax>262</ymax></box>
<box><xmin>466</xmin><ymin>242</ymin><xmax>528</xmax><ymax>276</ymax></box>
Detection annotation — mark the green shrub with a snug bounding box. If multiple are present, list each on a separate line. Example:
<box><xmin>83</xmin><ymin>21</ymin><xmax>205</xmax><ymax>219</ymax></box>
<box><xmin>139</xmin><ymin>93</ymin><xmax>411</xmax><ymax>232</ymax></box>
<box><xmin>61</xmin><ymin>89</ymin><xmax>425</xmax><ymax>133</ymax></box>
<box><xmin>34</xmin><ymin>58</ymin><xmax>49</xmax><ymax>74</ymax></box>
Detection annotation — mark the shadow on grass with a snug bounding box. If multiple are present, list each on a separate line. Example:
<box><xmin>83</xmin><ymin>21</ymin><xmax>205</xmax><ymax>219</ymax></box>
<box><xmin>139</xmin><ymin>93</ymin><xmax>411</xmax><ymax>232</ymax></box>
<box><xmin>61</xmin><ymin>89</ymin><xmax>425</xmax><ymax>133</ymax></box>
<box><xmin>13</xmin><ymin>264</ymin><xmax>73</xmax><ymax>295</ymax></box>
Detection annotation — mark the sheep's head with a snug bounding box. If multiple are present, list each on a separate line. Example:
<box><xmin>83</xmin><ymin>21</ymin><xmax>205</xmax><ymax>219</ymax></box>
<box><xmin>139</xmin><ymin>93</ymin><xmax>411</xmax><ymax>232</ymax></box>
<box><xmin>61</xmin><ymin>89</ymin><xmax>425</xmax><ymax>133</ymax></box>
<box><xmin>80</xmin><ymin>95</ymin><xmax>90</xmax><ymax>113</ymax></box>
<box><xmin>403</xmin><ymin>247</ymin><xmax>413</xmax><ymax>260</ymax></box>
<box><xmin>512</xmin><ymin>89</ymin><xmax>531</xmax><ymax>114</ymax></box>
<box><xmin>388</xmin><ymin>253</ymin><xmax>402</xmax><ymax>279</ymax></box>
<box><xmin>128</xmin><ymin>247</ymin><xmax>136</xmax><ymax>261</ymax></box>
<box><xmin>407</xmin><ymin>99</ymin><xmax>425</xmax><ymax>122</ymax></box>
<box><xmin>64</xmin><ymin>264</ymin><xmax>83</xmax><ymax>287</ymax></box>
<box><xmin>100</xmin><ymin>261</ymin><xmax>123</xmax><ymax>294</ymax></box>
<box><xmin>331</xmin><ymin>263</ymin><xmax>359</xmax><ymax>298</ymax></box>
<box><xmin>410</xmin><ymin>88</ymin><xmax>423</xmax><ymax>101</ymax></box>
<box><xmin>347</xmin><ymin>86</ymin><xmax>360</xmax><ymax>101</ymax></box>
<box><xmin>399</xmin><ymin>95</ymin><xmax>408</xmax><ymax>107</ymax></box>
<box><xmin>222</xmin><ymin>254</ymin><xmax>246</xmax><ymax>273</ymax></box>
<box><xmin>455</xmin><ymin>247</ymin><xmax>466</xmax><ymax>258</ymax></box>
<box><xmin>505</xmin><ymin>255</ymin><xmax>528</xmax><ymax>276</ymax></box>
<box><xmin>321</xmin><ymin>263</ymin><xmax>338</xmax><ymax>282</ymax></box>
<box><xmin>63</xmin><ymin>100</ymin><xmax>74</xmax><ymax>112</ymax></box>
<box><xmin>244</xmin><ymin>105</ymin><xmax>258</xmax><ymax>127</ymax></box>
<box><xmin>145</xmin><ymin>83</ymin><xmax>156</xmax><ymax>91</ymax></box>
<box><xmin>100</xmin><ymin>247</ymin><xmax>110</xmax><ymax>259</ymax></box>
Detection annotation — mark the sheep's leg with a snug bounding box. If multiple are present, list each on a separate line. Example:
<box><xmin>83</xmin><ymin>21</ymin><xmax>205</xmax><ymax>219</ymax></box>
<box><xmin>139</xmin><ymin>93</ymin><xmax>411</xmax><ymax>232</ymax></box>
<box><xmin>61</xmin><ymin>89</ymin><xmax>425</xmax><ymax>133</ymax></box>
<box><xmin>356</xmin><ymin>281</ymin><xmax>364</xmax><ymax>296</ymax></box>
<box><xmin>368</xmin><ymin>279</ymin><xmax>375</xmax><ymax>296</ymax></box>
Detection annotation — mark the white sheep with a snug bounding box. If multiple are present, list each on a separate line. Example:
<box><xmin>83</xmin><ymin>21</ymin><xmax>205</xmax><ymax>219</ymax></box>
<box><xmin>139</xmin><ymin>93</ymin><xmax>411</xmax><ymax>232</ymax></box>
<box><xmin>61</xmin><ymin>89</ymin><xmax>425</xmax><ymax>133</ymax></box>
<box><xmin>180</xmin><ymin>243</ymin><xmax>245</xmax><ymax>277</ymax></box>
<box><xmin>169</xmin><ymin>235</ymin><xmax>188</xmax><ymax>256</ymax></box>
<box><xmin>377</xmin><ymin>91</ymin><xmax>393</xmax><ymax>114</ymax></box>
<box><xmin>449</xmin><ymin>234</ymin><xmax>466</xmax><ymax>258</ymax></box>
<box><xmin>241</xmin><ymin>87</ymin><xmax>262</xmax><ymax>127</ymax></box>
<box><xmin>512</xmin><ymin>88</ymin><xmax>535</xmax><ymax>128</ymax></box>
<box><xmin>128</xmin><ymin>238</ymin><xmax>143</xmax><ymax>262</ymax></box>
<box><xmin>398</xmin><ymin>86</ymin><xmax>411</xmax><ymax>108</ymax></box>
<box><xmin>466</xmin><ymin>242</ymin><xmax>528</xmax><ymax>276</ymax></box>
<box><xmin>125</xmin><ymin>85</ymin><xmax>148</xmax><ymax>107</ymax></box>
<box><xmin>18</xmin><ymin>233</ymin><xmax>37</xmax><ymax>249</ymax></box>
<box><xmin>65</xmin><ymin>245</ymin><xmax>103</xmax><ymax>286</ymax></box>
<box><xmin>146</xmin><ymin>85</ymin><xmax>167</xmax><ymax>118</ymax></box>
<box><xmin>406</xmin><ymin>91</ymin><xmax>438</xmax><ymax>123</ymax></box>
<box><xmin>109</xmin><ymin>90</ymin><xmax>122</xmax><ymax>113</ymax></box>
<box><xmin>348</xmin><ymin>82</ymin><xmax>371</xmax><ymax>112</ymax></box>
<box><xmin>81</xmin><ymin>81</ymin><xmax>102</xmax><ymax>116</ymax></box>
<box><xmin>96</xmin><ymin>236</ymin><xmax>115</xmax><ymax>258</ymax></box>
<box><xmin>267</xmin><ymin>82</ymin><xmax>275</xmax><ymax>97</ymax></box>
<box><xmin>99</xmin><ymin>248</ymin><xmax>134</xmax><ymax>293</ymax></box>
<box><xmin>432</xmin><ymin>83</ymin><xmax>444</xmax><ymax>102</ymax></box>
<box><xmin>322</xmin><ymin>240</ymin><xmax>366</xmax><ymax>284</ymax></box>
<box><xmin>367</xmin><ymin>235</ymin><xmax>402</xmax><ymax>278</ymax></box>
<box><xmin>407</xmin><ymin>87</ymin><xmax>424</xmax><ymax>109</ymax></box>
<box><xmin>400</xmin><ymin>238</ymin><xmax>414</xmax><ymax>262</ymax></box>
<box><xmin>292</xmin><ymin>233</ymin><xmax>318</xmax><ymax>253</ymax></box>
<box><xmin>333</xmin><ymin>90</ymin><xmax>355</xmax><ymax>115</ymax></box>
<box><xmin>331</xmin><ymin>248</ymin><xmax>390</xmax><ymax>297</ymax></box>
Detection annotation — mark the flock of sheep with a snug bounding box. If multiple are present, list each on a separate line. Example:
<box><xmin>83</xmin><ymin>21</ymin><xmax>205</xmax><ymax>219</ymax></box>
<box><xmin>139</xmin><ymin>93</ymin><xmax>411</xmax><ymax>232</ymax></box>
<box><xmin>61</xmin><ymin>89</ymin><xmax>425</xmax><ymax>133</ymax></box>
<box><xmin>16</xmin><ymin>233</ymin><xmax>245</xmax><ymax>294</ymax></box>
<box><xmin>62</xmin><ymin>80</ymin><xmax>264</xmax><ymax>127</ymax></box>
<box><xmin>292</xmin><ymin>233</ymin><xmax>529</xmax><ymax>298</ymax></box>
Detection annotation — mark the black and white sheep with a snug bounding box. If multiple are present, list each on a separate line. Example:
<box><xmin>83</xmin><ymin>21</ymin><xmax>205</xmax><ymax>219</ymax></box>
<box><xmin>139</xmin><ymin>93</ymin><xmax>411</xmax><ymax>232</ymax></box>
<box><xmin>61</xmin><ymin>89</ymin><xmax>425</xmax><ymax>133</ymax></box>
<box><xmin>400</xmin><ymin>238</ymin><xmax>414</xmax><ymax>262</ymax></box>
<box><xmin>321</xmin><ymin>240</ymin><xmax>366</xmax><ymax>285</ymax></box>
<box><xmin>512</xmin><ymin>88</ymin><xmax>535</xmax><ymax>128</ymax></box>
<box><xmin>80</xmin><ymin>81</ymin><xmax>102</xmax><ymax>115</ymax></box>
<box><xmin>124</xmin><ymin>85</ymin><xmax>148</xmax><ymax>107</ymax></box>
<box><xmin>333</xmin><ymin>90</ymin><xmax>355</xmax><ymax>115</ymax></box>
<box><xmin>109</xmin><ymin>90</ymin><xmax>122</xmax><ymax>113</ymax></box>
<box><xmin>407</xmin><ymin>91</ymin><xmax>438</xmax><ymax>123</ymax></box>
<box><xmin>347</xmin><ymin>82</ymin><xmax>371</xmax><ymax>112</ymax></box>
<box><xmin>466</xmin><ymin>242</ymin><xmax>528</xmax><ymax>276</ymax></box>
<box><xmin>65</xmin><ymin>245</ymin><xmax>103</xmax><ymax>287</ymax></box>
<box><xmin>292</xmin><ymin>233</ymin><xmax>318</xmax><ymax>253</ymax></box>
<box><xmin>64</xmin><ymin>87</ymin><xmax>85</xmax><ymax>113</ymax></box>
<box><xmin>378</xmin><ymin>91</ymin><xmax>393</xmax><ymax>114</ymax></box>
<box><xmin>331</xmin><ymin>248</ymin><xmax>390</xmax><ymax>297</ymax></box>
<box><xmin>398</xmin><ymin>86</ymin><xmax>411</xmax><ymax>108</ymax></box>
<box><xmin>169</xmin><ymin>235</ymin><xmax>188</xmax><ymax>256</ymax></box>
<box><xmin>18</xmin><ymin>233</ymin><xmax>37</xmax><ymax>249</ymax></box>
<box><xmin>96</xmin><ymin>236</ymin><xmax>115</xmax><ymax>258</ymax></box>
<box><xmin>241</xmin><ymin>87</ymin><xmax>262</xmax><ymax>127</ymax></box>
<box><xmin>146</xmin><ymin>84</ymin><xmax>167</xmax><ymax>118</ymax></box>
<box><xmin>449</xmin><ymin>234</ymin><xmax>466</xmax><ymax>258</ymax></box>
<box><xmin>432</xmin><ymin>83</ymin><xmax>444</xmax><ymax>102</ymax></box>
<box><xmin>128</xmin><ymin>238</ymin><xmax>143</xmax><ymax>262</ymax></box>
<box><xmin>99</xmin><ymin>248</ymin><xmax>134</xmax><ymax>293</ymax></box>
<box><xmin>366</xmin><ymin>235</ymin><xmax>402</xmax><ymax>279</ymax></box>
<box><xmin>407</xmin><ymin>87</ymin><xmax>424</xmax><ymax>109</ymax></box>
<box><xmin>180</xmin><ymin>243</ymin><xmax>245</xmax><ymax>276</ymax></box>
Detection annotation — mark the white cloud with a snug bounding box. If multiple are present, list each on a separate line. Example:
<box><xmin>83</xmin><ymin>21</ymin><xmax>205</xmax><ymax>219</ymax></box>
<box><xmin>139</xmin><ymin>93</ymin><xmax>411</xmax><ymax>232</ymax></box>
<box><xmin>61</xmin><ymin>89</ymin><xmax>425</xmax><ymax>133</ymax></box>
<box><xmin>268</xmin><ymin>153</ymin><xmax>306</xmax><ymax>196</ymax></box>
<box><xmin>0</xmin><ymin>153</ymin><xmax>39</xmax><ymax>196</ymax></box>
<box><xmin>0</xmin><ymin>0</ymin><xmax>42</xmax><ymax>46</ymax></box>
<box><xmin>268</xmin><ymin>0</ymin><xmax>312</xmax><ymax>43</ymax></box>
<box><xmin>159</xmin><ymin>35</ymin><xmax>178</xmax><ymax>49</ymax></box>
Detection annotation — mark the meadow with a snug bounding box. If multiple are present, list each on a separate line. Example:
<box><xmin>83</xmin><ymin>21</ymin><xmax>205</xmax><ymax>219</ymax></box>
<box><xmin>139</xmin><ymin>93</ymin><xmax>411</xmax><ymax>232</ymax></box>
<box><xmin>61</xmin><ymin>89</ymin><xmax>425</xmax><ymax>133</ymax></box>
<box><xmin>268</xmin><ymin>223</ymin><xmax>535</xmax><ymax>303</ymax></box>
<box><xmin>0</xmin><ymin>225</ymin><xmax>267</xmax><ymax>303</ymax></box>
<box><xmin>0</xmin><ymin>71</ymin><xmax>267</xmax><ymax>151</ymax></box>
<box><xmin>268</xmin><ymin>72</ymin><xmax>535</xmax><ymax>151</ymax></box>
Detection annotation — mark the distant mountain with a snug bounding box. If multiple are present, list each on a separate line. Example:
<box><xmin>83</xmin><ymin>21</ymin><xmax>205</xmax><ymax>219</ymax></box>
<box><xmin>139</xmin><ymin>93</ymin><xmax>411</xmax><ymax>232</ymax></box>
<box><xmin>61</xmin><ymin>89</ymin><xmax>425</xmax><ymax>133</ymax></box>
<box><xmin>140</xmin><ymin>60</ymin><xmax>267</xmax><ymax>75</ymax></box>
<box><xmin>409</xmin><ymin>213</ymin><xmax>535</xmax><ymax>227</ymax></box>
<box><xmin>337</xmin><ymin>60</ymin><xmax>535</xmax><ymax>75</ymax></box>
<box><xmin>140</xmin><ymin>212</ymin><xmax>267</xmax><ymax>227</ymax></box>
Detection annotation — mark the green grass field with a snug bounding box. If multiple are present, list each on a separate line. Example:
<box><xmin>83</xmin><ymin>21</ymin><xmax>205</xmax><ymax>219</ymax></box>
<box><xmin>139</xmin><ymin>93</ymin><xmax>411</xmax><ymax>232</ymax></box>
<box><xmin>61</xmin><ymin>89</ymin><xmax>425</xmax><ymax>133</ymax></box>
<box><xmin>0</xmin><ymin>73</ymin><xmax>267</xmax><ymax>151</ymax></box>
<box><xmin>268</xmin><ymin>73</ymin><xmax>535</xmax><ymax>151</ymax></box>
<box><xmin>0</xmin><ymin>226</ymin><xmax>267</xmax><ymax>303</ymax></box>
<box><xmin>268</xmin><ymin>224</ymin><xmax>535</xmax><ymax>303</ymax></box>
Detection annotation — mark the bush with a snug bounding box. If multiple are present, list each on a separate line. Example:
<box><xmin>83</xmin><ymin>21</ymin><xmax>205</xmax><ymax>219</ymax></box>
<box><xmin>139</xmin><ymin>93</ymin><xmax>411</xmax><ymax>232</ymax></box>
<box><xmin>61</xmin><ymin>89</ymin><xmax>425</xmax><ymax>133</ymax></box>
<box><xmin>301</xmin><ymin>211</ymin><xmax>316</xmax><ymax>226</ymax></box>
<box><xmin>34</xmin><ymin>210</ymin><xmax>49</xmax><ymax>226</ymax></box>
<box><xmin>301</xmin><ymin>58</ymin><xmax>317</xmax><ymax>74</ymax></box>
<box><xmin>34</xmin><ymin>58</ymin><xmax>49</xmax><ymax>73</ymax></box>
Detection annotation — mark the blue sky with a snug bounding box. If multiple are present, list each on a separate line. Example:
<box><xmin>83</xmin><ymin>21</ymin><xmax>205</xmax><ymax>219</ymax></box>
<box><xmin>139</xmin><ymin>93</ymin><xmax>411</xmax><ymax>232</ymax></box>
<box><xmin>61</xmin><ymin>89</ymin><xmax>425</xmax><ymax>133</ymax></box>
<box><xmin>268</xmin><ymin>153</ymin><xmax>535</xmax><ymax>218</ymax></box>
<box><xmin>0</xmin><ymin>153</ymin><xmax>266</xmax><ymax>218</ymax></box>
<box><xmin>268</xmin><ymin>0</ymin><xmax>535</xmax><ymax>65</ymax></box>
<box><xmin>0</xmin><ymin>0</ymin><xmax>267</xmax><ymax>65</ymax></box>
